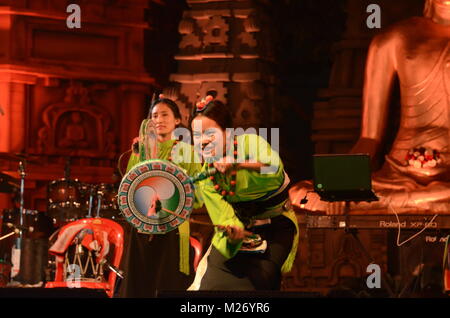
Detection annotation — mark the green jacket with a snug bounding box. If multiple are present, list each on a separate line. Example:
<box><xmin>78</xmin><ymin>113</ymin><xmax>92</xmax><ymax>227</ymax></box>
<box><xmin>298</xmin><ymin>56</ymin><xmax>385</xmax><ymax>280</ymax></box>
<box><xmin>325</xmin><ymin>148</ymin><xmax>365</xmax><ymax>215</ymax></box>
<box><xmin>196</xmin><ymin>133</ymin><xmax>299</xmax><ymax>273</ymax></box>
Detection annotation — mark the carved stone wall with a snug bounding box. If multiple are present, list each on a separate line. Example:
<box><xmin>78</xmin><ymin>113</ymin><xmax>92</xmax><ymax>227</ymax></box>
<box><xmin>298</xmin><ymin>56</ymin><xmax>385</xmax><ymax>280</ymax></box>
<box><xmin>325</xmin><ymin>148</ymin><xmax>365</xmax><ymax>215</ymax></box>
<box><xmin>0</xmin><ymin>0</ymin><xmax>156</xmax><ymax>211</ymax></box>
<box><xmin>165</xmin><ymin>0</ymin><xmax>276</xmax><ymax>129</ymax></box>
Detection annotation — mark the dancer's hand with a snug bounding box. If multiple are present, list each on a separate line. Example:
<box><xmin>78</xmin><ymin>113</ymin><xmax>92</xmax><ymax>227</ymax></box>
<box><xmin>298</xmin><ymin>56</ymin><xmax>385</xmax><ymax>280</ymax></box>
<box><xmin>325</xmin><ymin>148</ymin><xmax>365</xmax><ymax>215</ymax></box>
<box><xmin>131</xmin><ymin>137</ymin><xmax>140</xmax><ymax>154</ymax></box>
<box><xmin>216</xmin><ymin>225</ymin><xmax>252</xmax><ymax>244</ymax></box>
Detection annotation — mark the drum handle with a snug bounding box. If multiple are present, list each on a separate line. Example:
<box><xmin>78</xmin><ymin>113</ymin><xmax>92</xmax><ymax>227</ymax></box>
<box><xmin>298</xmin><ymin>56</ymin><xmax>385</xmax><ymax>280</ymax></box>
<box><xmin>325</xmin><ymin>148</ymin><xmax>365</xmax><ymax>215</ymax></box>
<box><xmin>159</xmin><ymin>206</ymin><xmax>212</xmax><ymax>227</ymax></box>
<box><xmin>117</xmin><ymin>149</ymin><xmax>132</xmax><ymax>177</ymax></box>
<box><xmin>190</xmin><ymin>168</ymin><xmax>217</xmax><ymax>183</ymax></box>
<box><xmin>160</xmin><ymin>206</ymin><xmax>248</xmax><ymax>235</ymax></box>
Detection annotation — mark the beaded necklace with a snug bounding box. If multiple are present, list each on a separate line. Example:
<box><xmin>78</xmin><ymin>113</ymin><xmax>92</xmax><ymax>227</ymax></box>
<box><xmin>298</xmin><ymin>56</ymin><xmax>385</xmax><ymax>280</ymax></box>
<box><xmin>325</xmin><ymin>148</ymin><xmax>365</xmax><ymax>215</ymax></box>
<box><xmin>167</xmin><ymin>138</ymin><xmax>180</xmax><ymax>162</ymax></box>
<box><xmin>207</xmin><ymin>136</ymin><xmax>238</xmax><ymax>197</ymax></box>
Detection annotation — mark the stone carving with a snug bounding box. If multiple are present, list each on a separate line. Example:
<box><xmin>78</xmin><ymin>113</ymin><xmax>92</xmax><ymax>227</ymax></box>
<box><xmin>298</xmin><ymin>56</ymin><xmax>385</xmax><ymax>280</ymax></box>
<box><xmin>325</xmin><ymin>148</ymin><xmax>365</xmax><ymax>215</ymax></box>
<box><xmin>202</xmin><ymin>15</ymin><xmax>229</xmax><ymax>47</ymax></box>
<box><xmin>59</xmin><ymin>111</ymin><xmax>89</xmax><ymax>149</ymax></box>
<box><xmin>179</xmin><ymin>17</ymin><xmax>202</xmax><ymax>49</ymax></box>
<box><xmin>37</xmin><ymin>82</ymin><xmax>115</xmax><ymax>158</ymax></box>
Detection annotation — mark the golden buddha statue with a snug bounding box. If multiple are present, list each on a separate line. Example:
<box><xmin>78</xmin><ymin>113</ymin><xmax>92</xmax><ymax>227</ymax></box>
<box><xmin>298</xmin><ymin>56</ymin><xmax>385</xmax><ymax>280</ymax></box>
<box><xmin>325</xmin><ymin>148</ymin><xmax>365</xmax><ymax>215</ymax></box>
<box><xmin>290</xmin><ymin>0</ymin><xmax>450</xmax><ymax>214</ymax></box>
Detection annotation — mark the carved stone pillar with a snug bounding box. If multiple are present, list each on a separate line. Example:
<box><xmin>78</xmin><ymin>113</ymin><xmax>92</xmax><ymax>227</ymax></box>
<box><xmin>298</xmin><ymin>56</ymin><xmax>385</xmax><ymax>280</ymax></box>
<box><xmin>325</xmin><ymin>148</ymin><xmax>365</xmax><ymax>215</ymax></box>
<box><xmin>166</xmin><ymin>0</ymin><xmax>276</xmax><ymax>129</ymax></box>
<box><xmin>0</xmin><ymin>80</ymin><xmax>29</xmax><ymax>153</ymax></box>
<box><xmin>119</xmin><ymin>84</ymin><xmax>147</xmax><ymax>154</ymax></box>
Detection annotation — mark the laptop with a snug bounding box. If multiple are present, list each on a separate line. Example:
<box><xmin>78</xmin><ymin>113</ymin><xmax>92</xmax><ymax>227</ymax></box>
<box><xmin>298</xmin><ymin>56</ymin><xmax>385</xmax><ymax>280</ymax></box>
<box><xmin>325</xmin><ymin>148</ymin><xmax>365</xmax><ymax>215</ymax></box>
<box><xmin>313</xmin><ymin>154</ymin><xmax>379</xmax><ymax>202</ymax></box>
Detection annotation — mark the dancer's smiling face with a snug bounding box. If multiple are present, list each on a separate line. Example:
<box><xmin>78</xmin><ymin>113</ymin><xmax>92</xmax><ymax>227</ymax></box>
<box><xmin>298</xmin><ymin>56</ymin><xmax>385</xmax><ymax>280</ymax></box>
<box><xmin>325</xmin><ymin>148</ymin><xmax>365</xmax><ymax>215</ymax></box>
<box><xmin>191</xmin><ymin>115</ymin><xmax>226</xmax><ymax>160</ymax></box>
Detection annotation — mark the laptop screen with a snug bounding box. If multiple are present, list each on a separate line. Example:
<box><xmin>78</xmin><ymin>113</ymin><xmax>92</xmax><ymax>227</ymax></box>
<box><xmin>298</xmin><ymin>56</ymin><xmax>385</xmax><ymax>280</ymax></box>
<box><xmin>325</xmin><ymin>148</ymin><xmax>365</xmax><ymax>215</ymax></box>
<box><xmin>313</xmin><ymin>154</ymin><xmax>372</xmax><ymax>193</ymax></box>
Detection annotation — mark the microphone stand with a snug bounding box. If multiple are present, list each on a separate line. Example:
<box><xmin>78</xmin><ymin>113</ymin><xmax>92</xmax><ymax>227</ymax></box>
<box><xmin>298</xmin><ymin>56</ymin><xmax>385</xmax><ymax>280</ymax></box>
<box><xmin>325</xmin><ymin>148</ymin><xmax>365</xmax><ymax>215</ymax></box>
<box><xmin>18</xmin><ymin>161</ymin><xmax>25</xmax><ymax>245</ymax></box>
<box><xmin>10</xmin><ymin>161</ymin><xmax>26</xmax><ymax>282</ymax></box>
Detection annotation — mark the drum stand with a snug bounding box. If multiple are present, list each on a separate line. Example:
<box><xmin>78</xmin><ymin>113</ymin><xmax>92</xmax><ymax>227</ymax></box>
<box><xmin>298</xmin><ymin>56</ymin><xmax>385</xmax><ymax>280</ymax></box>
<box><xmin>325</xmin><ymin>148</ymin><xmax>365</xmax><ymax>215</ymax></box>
<box><xmin>86</xmin><ymin>186</ymin><xmax>96</xmax><ymax>218</ymax></box>
<box><xmin>85</xmin><ymin>186</ymin><xmax>104</xmax><ymax>218</ymax></box>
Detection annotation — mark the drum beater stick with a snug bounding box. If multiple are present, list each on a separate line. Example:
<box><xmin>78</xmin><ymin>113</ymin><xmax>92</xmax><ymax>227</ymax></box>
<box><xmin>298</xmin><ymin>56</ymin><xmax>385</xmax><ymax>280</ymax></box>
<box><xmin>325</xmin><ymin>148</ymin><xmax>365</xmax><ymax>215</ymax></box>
<box><xmin>159</xmin><ymin>206</ymin><xmax>215</xmax><ymax>227</ymax></box>
<box><xmin>159</xmin><ymin>206</ymin><xmax>253</xmax><ymax>237</ymax></box>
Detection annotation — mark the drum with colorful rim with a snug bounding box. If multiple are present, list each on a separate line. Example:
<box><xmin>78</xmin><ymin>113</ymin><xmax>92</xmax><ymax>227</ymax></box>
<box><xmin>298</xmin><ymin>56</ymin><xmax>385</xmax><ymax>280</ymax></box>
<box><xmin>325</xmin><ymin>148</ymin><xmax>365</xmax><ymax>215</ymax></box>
<box><xmin>118</xmin><ymin>159</ymin><xmax>195</xmax><ymax>234</ymax></box>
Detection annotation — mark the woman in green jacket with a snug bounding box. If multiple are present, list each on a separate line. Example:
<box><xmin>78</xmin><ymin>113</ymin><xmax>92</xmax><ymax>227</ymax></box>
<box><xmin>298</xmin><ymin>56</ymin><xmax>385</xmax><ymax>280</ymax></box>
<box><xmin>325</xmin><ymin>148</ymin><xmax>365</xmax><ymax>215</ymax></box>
<box><xmin>118</xmin><ymin>96</ymin><xmax>202</xmax><ymax>297</ymax></box>
<box><xmin>188</xmin><ymin>96</ymin><xmax>299</xmax><ymax>290</ymax></box>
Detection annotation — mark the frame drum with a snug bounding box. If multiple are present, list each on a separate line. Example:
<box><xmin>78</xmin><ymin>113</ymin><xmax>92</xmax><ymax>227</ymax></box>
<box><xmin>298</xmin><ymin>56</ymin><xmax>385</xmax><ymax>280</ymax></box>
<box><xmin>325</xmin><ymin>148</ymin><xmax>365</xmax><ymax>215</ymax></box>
<box><xmin>118</xmin><ymin>159</ymin><xmax>195</xmax><ymax>234</ymax></box>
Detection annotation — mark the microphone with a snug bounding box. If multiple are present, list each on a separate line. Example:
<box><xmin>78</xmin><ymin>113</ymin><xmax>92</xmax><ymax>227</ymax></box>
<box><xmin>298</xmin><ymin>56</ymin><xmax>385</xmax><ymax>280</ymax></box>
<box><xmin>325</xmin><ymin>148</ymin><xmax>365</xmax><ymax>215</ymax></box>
<box><xmin>5</xmin><ymin>223</ymin><xmax>34</xmax><ymax>233</ymax></box>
